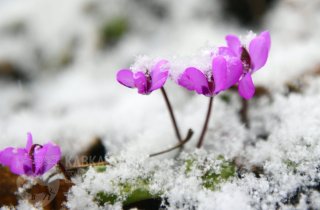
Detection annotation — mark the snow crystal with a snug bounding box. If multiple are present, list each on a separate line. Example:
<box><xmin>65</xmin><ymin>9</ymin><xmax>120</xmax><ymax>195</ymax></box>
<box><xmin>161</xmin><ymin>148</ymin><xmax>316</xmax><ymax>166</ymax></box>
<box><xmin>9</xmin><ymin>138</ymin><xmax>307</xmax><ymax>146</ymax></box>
<box><xmin>0</xmin><ymin>199</ymin><xmax>43</xmax><ymax>210</ymax></box>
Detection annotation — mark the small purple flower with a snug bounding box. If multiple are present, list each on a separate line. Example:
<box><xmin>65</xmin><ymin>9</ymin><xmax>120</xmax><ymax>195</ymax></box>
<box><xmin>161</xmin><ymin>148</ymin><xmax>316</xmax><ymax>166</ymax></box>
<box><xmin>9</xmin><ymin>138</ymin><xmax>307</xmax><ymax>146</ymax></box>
<box><xmin>178</xmin><ymin>56</ymin><xmax>243</xmax><ymax>97</ymax></box>
<box><xmin>222</xmin><ymin>31</ymin><xmax>271</xmax><ymax>99</ymax></box>
<box><xmin>0</xmin><ymin>133</ymin><xmax>61</xmax><ymax>176</ymax></box>
<box><xmin>117</xmin><ymin>60</ymin><xmax>169</xmax><ymax>95</ymax></box>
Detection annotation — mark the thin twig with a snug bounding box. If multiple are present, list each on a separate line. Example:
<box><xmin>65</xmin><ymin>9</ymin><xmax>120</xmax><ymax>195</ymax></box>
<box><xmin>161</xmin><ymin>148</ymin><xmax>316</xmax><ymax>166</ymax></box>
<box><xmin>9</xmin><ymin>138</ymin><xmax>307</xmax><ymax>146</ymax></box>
<box><xmin>161</xmin><ymin>87</ymin><xmax>182</xmax><ymax>142</ymax></box>
<box><xmin>67</xmin><ymin>161</ymin><xmax>111</xmax><ymax>170</ymax></box>
<box><xmin>57</xmin><ymin>161</ymin><xmax>71</xmax><ymax>181</ymax></box>
<box><xmin>149</xmin><ymin>129</ymin><xmax>193</xmax><ymax>157</ymax></box>
<box><xmin>196</xmin><ymin>97</ymin><xmax>214</xmax><ymax>148</ymax></box>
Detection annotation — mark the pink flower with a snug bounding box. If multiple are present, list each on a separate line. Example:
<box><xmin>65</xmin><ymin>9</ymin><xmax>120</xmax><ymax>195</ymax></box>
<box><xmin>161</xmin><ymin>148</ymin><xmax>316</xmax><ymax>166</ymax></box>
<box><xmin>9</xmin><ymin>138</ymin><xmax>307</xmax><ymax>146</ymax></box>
<box><xmin>0</xmin><ymin>133</ymin><xmax>61</xmax><ymax>176</ymax></box>
<box><xmin>116</xmin><ymin>60</ymin><xmax>169</xmax><ymax>95</ymax></box>
<box><xmin>178</xmin><ymin>56</ymin><xmax>243</xmax><ymax>97</ymax></box>
<box><xmin>222</xmin><ymin>31</ymin><xmax>271</xmax><ymax>99</ymax></box>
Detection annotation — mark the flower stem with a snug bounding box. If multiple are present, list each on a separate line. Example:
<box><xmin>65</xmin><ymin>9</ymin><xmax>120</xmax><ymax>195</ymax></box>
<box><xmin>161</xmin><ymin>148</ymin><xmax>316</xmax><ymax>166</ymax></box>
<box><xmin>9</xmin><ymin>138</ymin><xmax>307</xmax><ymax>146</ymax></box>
<box><xmin>239</xmin><ymin>98</ymin><xmax>249</xmax><ymax>128</ymax></box>
<box><xmin>161</xmin><ymin>87</ymin><xmax>182</xmax><ymax>142</ymax></box>
<box><xmin>196</xmin><ymin>97</ymin><xmax>214</xmax><ymax>148</ymax></box>
<box><xmin>149</xmin><ymin>129</ymin><xmax>193</xmax><ymax>157</ymax></box>
<box><xmin>57</xmin><ymin>161</ymin><xmax>71</xmax><ymax>181</ymax></box>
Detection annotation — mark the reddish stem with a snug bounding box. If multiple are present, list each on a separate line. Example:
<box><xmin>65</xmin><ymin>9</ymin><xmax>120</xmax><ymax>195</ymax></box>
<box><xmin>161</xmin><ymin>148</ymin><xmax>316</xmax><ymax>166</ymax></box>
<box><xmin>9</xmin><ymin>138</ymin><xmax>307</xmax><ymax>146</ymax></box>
<box><xmin>196</xmin><ymin>97</ymin><xmax>214</xmax><ymax>148</ymax></box>
<box><xmin>161</xmin><ymin>87</ymin><xmax>182</xmax><ymax>142</ymax></box>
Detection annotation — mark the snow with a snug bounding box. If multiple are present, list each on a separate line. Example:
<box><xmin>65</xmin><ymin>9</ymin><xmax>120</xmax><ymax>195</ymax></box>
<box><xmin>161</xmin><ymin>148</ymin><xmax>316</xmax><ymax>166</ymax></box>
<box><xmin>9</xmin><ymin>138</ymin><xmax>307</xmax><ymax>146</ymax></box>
<box><xmin>0</xmin><ymin>0</ymin><xmax>320</xmax><ymax>209</ymax></box>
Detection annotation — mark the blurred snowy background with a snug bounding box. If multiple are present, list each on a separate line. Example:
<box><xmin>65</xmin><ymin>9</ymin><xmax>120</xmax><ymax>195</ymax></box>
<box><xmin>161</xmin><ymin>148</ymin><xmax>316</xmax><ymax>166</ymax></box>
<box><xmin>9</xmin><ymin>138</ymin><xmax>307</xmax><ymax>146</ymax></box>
<box><xmin>0</xmin><ymin>0</ymin><xmax>320</xmax><ymax>209</ymax></box>
<box><xmin>0</xmin><ymin>0</ymin><xmax>318</xmax><ymax>154</ymax></box>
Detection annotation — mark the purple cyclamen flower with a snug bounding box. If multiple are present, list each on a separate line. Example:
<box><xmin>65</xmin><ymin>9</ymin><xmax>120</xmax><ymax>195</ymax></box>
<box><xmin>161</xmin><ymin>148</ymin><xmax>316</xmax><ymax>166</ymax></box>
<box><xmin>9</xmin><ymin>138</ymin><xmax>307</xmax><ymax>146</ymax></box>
<box><xmin>117</xmin><ymin>60</ymin><xmax>169</xmax><ymax>95</ymax></box>
<box><xmin>222</xmin><ymin>31</ymin><xmax>271</xmax><ymax>99</ymax></box>
<box><xmin>178</xmin><ymin>56</ymin><xmax>243</xmax><ymax>97</ymax></box>
<box><xmin>0</xmin><ymin>133</ymin><xmax>61</xmax><ymax>176</ymax></box>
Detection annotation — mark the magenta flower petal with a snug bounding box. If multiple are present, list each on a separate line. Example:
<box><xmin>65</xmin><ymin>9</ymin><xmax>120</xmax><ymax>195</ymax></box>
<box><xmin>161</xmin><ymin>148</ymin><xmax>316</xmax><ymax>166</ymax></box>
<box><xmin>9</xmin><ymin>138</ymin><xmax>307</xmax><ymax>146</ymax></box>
<box><xmin>260</xmin><ymin>31</ymin><xmax>271</xmax><ymax>51</ymax></box>
<box><xmin>226</xmin><ymin>57</ymin><xmax>243</xmax><ymax>88</ymax></box>
<box><xmin>212</xmin><ymin>56</ymin><xmax>243</xmax><ymax>94</ymax></box>
<box><xmin>0</xmin><ymin>147</ymin><xmax>15</xmax><ymax>167</ymax></box>
<box><xmin>249</xmin><ymin>31</ymin><xmax>271</xmax><ymax>71</ymax></box>
<box><xmin>34</xmin><ymin>142</ymin><xmax>61</xmax><ymax>175</ymax></box>
<box><xmin>152</xmin><ymin>59</ymin><xmax>169</xmax><ymax>72</ymax></box>
<box><xmin>150</xmin><ymin>60</ymin><xmax>169</xmax><ymax>91</ymax></box>
<box><xmin>0</xmin><ymin>147</ymin><xmax>32</xmax><ymax>175</ymax></box>
<box><xmin>180</xmin><ymin>67</ymin><xmax>212</xmax><ymax>96</ymax></box>
<box><xmin>238</xmin><ymin>73</ymin><xmax>255</xmax><ymax>100</ymax></box>
<box><xmin>26</xmin><ymin>132</ymin><xmax>33</xmax><ymax>152</ymax></box>
<box><xmin>133</xmin><ymin>71</ymin><xmax>148</xmax><ymax>94</ymax></box>
<box><xmin>226</xmin><ymin>34</ymin><xmax>242</xmax><ymax>56</ymax></box>
<box><xmin>212</xmin><ymin>56</ymin><xmax>227</xmax><ymax>93</ymax></box>
<box><xmin>150</xmin><ymin>71</ymin><xmax>168</xmax><ymax>92</ymax></box>
<box><xmin>117</xmin><ymin>69</ymin><xmax>135</xmax><ymax>88</ymax></box>
<box><xmin>10</xmin><ymin>149</ymin><xmax>33</xmax><ymax>175</ymax></box>
<box><xmin>178</xmin><ymin>70</ymin><xmax>195</xmax><ymax>91</ymax></box>
<box><xmin>217</xmin><ymin>47</ymin><xmax>236</xmax><ymax>57</ymax></box>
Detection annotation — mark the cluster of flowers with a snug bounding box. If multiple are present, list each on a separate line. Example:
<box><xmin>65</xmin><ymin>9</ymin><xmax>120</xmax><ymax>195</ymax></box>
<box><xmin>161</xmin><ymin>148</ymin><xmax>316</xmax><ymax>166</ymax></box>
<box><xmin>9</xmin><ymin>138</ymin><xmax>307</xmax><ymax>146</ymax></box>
<box><xmin>117</xmin><ymin>31</ymin><xmax>271</xmax><ymax>100</ymax></box>
<box><xmin>0</xmin><ymin>31</ymin><xmax>271</xmax><ymax>179</ymax></box>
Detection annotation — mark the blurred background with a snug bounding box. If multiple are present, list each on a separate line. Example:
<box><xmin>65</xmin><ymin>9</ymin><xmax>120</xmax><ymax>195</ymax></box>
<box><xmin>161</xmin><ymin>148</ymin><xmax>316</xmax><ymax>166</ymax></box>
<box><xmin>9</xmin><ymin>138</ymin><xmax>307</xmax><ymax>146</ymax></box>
<box><xmin>0</xmin><ymin>0</ymin><xmax>319</xmax><ymax>157</ymax></box>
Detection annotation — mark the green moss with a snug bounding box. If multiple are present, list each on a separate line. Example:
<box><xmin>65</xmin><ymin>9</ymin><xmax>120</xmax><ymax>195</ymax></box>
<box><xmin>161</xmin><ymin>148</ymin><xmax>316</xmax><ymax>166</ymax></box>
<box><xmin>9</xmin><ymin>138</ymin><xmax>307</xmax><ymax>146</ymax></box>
<box><xmin>284</xmin><ymin>159</ymin><xmax>299</xmax><ymax>172</ymax></box>
<box><xmin>94</xmin><ymin>177</ymin><xmax>161</xmax><ymax>206</ymax></box>
<box><xmin>202</xmin><ymin>158</ymin><xmax>236</xmax><ymax>191</ymax></box>
<box><xmin>220</xmin><ymin>160</ymin><xmax>236</xmax><ymax>180</ymax></box>
<box><xmin>99</xmin><ymin>17</ymin><xmax>128</xmax><ymax>47</ymax></box>
<box><xmin>95</xmin><ymin>192</ymin><xmax>118</xmax><ymax>205</ymax></box>
<box><xmin>183</xmin><ymin>155</ymin><xmax>236</xmax><ymax>191</ymax></box>
<box><xmin>94</xmin><ymin>156</ymin><xmax>237</xmax><ymax>207</ymax></box>
<box><xmin>185</xmin><ymin>158</ymin><xmax>195</xmax><ymax>174</ymax></box>
<box><xmin>123</xmin><ymin>188</ymin><xmax>157</xmax><ymax>205</ymax></box>
<box><xmin>94</xmin><ymin>165</ymin><xmax>107</xmax><ymax>172</ymax></box>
